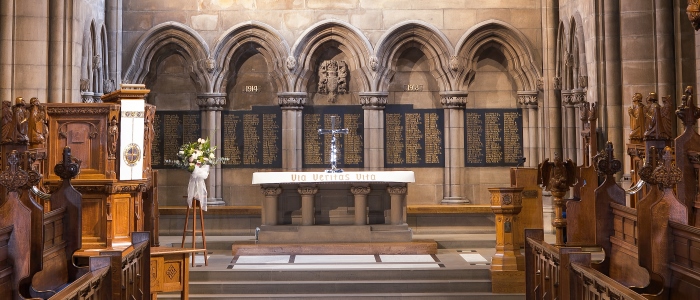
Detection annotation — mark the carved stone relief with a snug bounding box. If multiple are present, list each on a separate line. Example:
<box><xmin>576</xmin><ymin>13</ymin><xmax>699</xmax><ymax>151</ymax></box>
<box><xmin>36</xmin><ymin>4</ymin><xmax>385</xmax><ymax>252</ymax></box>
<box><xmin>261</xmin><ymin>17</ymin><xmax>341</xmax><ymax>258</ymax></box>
<box><xmin>317</xmin><ymin>60</ymin><xmax>348</xmax><ymax>103</ymax></box>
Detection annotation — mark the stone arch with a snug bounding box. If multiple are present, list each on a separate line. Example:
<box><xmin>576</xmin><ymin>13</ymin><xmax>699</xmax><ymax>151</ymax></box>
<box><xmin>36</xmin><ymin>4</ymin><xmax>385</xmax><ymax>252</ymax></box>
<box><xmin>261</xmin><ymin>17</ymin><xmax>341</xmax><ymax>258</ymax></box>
<box><xmin>289</xmin><ymin>19</ymin><xmax>373</xmax><ymax>93</ymax></box>
<box><xmin>374</xmin><ymin>21</ymin><xmax>454</xmax><ymax>92</ymax></box>
<box><xmin>571</xmin><ymin>13</ymin><xmax>588</xmax><ymax>90</ymax></box>
<box><xmin>123</xmin><ymin>22</ymin><xmax>211</xmax><ymax>93</ymax></box>
<box><xmin>456</xmin><ymin>20</ymin><xmax>541</xmax><ymax>93</ymax></box>
<box><xmin>212</xmin><ymin>21</ymin><xmax>291</xmax><ymax>94</ymax></box>
<box><xmin>554</xmin><ymin>20</ymin><xmax>567</xmax><ymax>88</ymax></box>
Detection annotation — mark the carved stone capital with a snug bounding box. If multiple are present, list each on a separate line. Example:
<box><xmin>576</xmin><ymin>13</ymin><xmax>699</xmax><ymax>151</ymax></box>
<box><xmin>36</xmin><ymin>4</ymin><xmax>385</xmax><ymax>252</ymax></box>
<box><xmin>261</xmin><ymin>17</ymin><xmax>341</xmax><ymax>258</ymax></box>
<box><xmin>359</xmin><ymin>92</ymin><xmax>388</xmax><ymax>109</ymax></box>
<box><xmin>561</xmin><ymin>90</ymin><xmax>575</xmax><ymax>106</ymax></box>
<box><xmin>517</xmin><ymin>91</ymin><xmax>538</xmax><ymax>107</ymax></box>
<box><xmin>439</xmin><ymin>91</ymin><xmax>468</xmax><ymax>108</ymax></box>
<box><xmin>277</xmin><ymin>92</ymin><xmax>307</xmax><ymax>110</ymax></box>
<box><xmin>297</xmin><ymin>185</ymin><xmax>318</xmax><ymax>195</ymax></box>
<box><xmin>196</xmin><ymin>94</ymin><xmax>227</xmax><ymax>111</ymax></box>
<box><xmin>387</xmin><ymin>185</ymin><xmax>407</xmax><ymax>195</ymax></box>
<box><xmin>261</xmin><ymin>186</ymin><xmax>282</xmax><ymax>196</ymax></box>
<box><xmin>572</xmin><ymin>89</ymin><xmax>586</xmax><ymax>105</ymax></box>
<box><xmin>350</xmin><ymin>185</ymin><xmax>371</xmax><ymax>195</ymax></box>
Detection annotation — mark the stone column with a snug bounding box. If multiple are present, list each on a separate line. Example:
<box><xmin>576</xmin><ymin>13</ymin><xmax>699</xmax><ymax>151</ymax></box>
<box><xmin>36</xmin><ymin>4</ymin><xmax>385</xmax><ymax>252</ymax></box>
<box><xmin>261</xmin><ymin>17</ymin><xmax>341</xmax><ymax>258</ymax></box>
<box><xmin>0</xmin><ymin>0</ymin><xmax>13</xmax><ymax>101</ymax></box>
<box><xmin>261</xmin><ymin>186</ymin><xmax>282</xmax><ymax>226</ymax></box>
<box><xmin>541</xmin><ymin>0</ymin><xmax>559</xmax><ymax>159</ymax></box>
<box><xmin>440</xmin><ymin>91</ymin><xmax>467</xmax><ymax>203</ymax></box>
<box><xmin>603</xmin><ymin>0</ymin><xmax>623</xmax><ymax>170</ymax></box>
<box><xmin>488</xmin><ymin>186</ymin><xmax>525</xmax><ymax>293</ymax></box>
<box><xmin>351</xmin><ymin>185</ymin><xmax>371</xmax><ymax>225</ymax></box>
<box><xmin>387</xmin><ymin>185</ymin><xmax>407</xmax><ymax>225</ymax></box>
<box><xmin>298</xmin><ymin>185</ymin><xmax>318</xmax><ymax>226</ymax></box>
<box><xmin>48</xmin><ymin>0</ymin><xmax>65</xmax><ymax>103</ymax></box>
<box><xmin>572</xmin><ymin>88</ymin><xmax>586</xmax><ymax>165</ymax></box>
<box><xmin>561</xmin><ymin>90</ymin><xmax>577</xmax><ymax>162</ymax></box>
<box><xmin>106</xmin><ymin>0</ymin><xmax>122</xmax><ymax>90</ymax></box>
<box><xmin>517</xmin><ymin>91</ymin><xmax>539</xmax><ymax>167</ymax></box>
<box><xmin>278</xmin><ymin>92</ymin><xmax>306</xmax><ymax>171</ymax></box>
<box><xmin>359</xmin><ymin>92</ymin><xmax>387</xmax><ymax>170</ymax></box>
<box><xmin>197</xmin><ymin>93</ymin><xmax>226</xmax><ymax>200</ymax></box>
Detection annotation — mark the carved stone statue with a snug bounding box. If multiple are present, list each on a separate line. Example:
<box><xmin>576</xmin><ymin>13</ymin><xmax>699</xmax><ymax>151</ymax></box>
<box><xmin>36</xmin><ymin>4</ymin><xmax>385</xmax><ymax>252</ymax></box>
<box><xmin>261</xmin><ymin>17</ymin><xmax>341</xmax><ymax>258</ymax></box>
<box><xmin>108</xmin><ymin>116</ymin><xmax>119</xmax><ymax>158</ymax></box>
<box><xmin>12</xmin><ymin>97</ymin><xmax>28</xmax><ymax>143</ymax></box>
<box><xmin>644</xmin><ymin>92</ymin><xmax>672</xmax><ymax>140</ymax></box>
<box><xmin>628</xmin><ymin>92</ymin><xmax>645</xmax><ymax>142</ymax></box>
<box><xmin>317</xmin><ymin>60</ymin><xmax>348</xmax><ymax>103</ymax></box>
<box><xmin>28</xmin><ymin>97</ymin><xmax>48</xmax><ymax>146</ymax></box>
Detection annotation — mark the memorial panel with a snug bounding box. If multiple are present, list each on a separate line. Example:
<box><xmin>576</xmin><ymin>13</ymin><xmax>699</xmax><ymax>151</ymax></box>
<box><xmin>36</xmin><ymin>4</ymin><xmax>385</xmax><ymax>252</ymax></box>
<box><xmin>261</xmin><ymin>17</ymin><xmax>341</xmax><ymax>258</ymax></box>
<box><xmin>464</xmin><ymin>109</ymin><xmax>523</xmax><ymax>166</ymax></box>
<box><xmin>221</xmin><ymin>106</ymin><xmax>282</xmax><ymax>168</ymax></box>
<box><xmin>152</xmin><ymin>111</ymin><xmax>202</xmax><ymax>169</ymax></box>
<box><xmin>384</xmin><ymin>105</ymin><xmax>444</xmax><ymax>168</ymax></box>
<box><xmin>302</xmin><ymin>105</ymin><xmax>364</xmax><ymax>169</ymax></box>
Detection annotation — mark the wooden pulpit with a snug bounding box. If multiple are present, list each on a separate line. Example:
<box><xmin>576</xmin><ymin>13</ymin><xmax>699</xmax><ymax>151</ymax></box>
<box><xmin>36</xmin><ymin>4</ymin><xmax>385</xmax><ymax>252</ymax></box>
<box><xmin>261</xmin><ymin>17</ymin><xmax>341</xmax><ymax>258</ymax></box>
<box><xmin>42</xmin><ymin>84</ymin><xmax>157</xmax><ymax>249</ymax></box>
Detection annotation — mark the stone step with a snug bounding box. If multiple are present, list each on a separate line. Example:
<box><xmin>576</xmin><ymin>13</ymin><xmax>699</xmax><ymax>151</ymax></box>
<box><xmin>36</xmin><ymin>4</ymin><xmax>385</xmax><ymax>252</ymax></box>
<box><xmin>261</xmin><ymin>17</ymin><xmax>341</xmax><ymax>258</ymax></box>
<box><xmin>189</xmin><ymin>268</ymin><xmax>491</xmax><ymax>282</ymax></box>
<box><xmin>169</xmin><ymin>238</ymin><xmax>497</xmax><ymax>251</ymax></box>
<box><xmin>158</xmin><ymin>292</ymin><xmax>525</xmax><ymax>299</ymax></box>
<box><xmin>184</xmin><ymin>279</ymin><xmax>492</xmax><ymax>294</ymax></box>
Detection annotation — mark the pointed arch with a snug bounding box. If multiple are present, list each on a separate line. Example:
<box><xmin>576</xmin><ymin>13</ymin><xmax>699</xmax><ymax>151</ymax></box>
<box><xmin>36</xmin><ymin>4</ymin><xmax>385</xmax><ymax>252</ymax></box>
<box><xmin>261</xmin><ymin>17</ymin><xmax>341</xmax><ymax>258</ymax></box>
<box><xmin>123</xmin><ymin>22</ymin><xmax>211</xmax><ymax>93</ymax></box>
<box><xmin>374</xmin><ymin>21</ymin><xmax>454</xmax><ymax>92</ymax></box>
<box><xmin>289</xmin><ymin>19</ymin><xmax>373</xmax><ymax>92</ymax></box>
<box><xmin>455</xmin><ymin>20</ymin><xmax>541</xmax><ymax>92</ymax></box>
<box><xmin>211</xmin><ymin>21</ymin><xmax>291</xmax><ymax>93</ymax></box>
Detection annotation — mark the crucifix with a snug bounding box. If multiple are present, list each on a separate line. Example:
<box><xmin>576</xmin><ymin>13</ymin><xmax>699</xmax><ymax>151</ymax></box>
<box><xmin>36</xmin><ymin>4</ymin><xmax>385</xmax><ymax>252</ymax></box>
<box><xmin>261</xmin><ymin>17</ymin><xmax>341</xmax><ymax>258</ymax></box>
<box><xmin>318</xmin><ymin>115</ymin><xmax>348</xmax><ymax>173</ymax></box>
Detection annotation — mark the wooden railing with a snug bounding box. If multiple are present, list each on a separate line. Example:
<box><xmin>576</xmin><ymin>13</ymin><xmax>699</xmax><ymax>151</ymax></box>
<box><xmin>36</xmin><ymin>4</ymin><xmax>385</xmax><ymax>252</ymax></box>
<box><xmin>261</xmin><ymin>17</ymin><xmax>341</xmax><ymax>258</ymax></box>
<box><xmin>669</xmin><ymin>221</ymin><xmax>700</xmax><ymax>297</ymax></box>
<box><xmin>0</xmin><ymin>225</ymin><xmax>13</xmax><ymax>300</ymax></box>
<box><xmin>49</xmin><ymin>256</ymin><xmax>112</xmax><ymax>300</ymax></box>
<box><xmin>569</xmin><ymin>261</ymin><xmax>646</xmax><ymax>300</ymax></box>
<box><xmin>88</xmin><ymin>232</ymin><xmax>151</xmax><ymax>300</ymax></box>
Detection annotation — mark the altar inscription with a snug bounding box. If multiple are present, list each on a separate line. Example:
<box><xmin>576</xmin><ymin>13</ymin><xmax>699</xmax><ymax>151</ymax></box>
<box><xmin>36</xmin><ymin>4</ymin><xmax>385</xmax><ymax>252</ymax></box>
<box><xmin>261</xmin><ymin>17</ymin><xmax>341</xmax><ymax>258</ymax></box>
<box><xmin>151</xmin><ymin>111</ymin><xmax>201</xmax><ymax>169</ymax></box>
<box><xmin>384</xmin><ymin>105</ymin><xmax>444</xmax><ymax>168</ymax></box>
<box><xmin>464</xmin><ymin>109</ymin><xmax>523</xmax><ymax>166</ymax></box>
<box><xmin>221</xmin><ymin>106</ymin><xmax>282</xmax><ymax>168</ymax></box>
<box><xmin>302</xmin><ymin>105</ymin><xmax>364</xmax><ymax>169</ymax></box>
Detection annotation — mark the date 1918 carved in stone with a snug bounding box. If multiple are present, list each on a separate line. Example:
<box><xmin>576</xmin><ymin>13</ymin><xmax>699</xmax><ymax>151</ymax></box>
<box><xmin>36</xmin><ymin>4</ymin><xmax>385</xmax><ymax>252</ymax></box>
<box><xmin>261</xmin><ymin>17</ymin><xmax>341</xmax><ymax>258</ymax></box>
<box><xmin>318</xmin><ymin>60</ymin><xmax>348</xmax><ymax>103</ymax></box>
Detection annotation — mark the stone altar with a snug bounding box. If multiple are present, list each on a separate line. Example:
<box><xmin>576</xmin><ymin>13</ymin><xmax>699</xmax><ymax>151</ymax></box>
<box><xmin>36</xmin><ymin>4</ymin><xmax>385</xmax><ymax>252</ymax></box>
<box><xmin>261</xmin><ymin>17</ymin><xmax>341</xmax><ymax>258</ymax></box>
<box><xmin>251</xmin><ymin>171</ymin><xmax>415</xmax><ymax>244</ymax></box>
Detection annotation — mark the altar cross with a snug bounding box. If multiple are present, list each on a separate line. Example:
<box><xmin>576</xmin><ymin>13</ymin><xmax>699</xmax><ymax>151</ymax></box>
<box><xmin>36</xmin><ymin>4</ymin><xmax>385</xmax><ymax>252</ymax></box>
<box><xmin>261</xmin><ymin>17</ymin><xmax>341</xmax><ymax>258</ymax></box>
<box><xmin>318</xmin><ymin>115</ymin><xmax>348</xmax><ymax>173</ymax></box>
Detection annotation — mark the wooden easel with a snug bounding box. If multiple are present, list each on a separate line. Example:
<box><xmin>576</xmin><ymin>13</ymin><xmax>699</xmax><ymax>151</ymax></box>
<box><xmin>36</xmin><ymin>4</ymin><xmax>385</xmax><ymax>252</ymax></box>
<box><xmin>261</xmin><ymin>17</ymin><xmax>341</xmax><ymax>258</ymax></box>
<box><xmin>181</xmin><ymin>198</ymin><xmax>208</xmax><ymax>266</ymax></box>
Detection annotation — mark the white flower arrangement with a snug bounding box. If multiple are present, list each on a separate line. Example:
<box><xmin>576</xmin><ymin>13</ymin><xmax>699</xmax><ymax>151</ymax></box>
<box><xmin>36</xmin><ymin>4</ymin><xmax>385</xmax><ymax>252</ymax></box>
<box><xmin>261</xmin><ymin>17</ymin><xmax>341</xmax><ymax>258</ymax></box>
<box><xmin>169</xmin><ymin>137</ymin><xmax>225</xmax><ymax>172</ymax></box>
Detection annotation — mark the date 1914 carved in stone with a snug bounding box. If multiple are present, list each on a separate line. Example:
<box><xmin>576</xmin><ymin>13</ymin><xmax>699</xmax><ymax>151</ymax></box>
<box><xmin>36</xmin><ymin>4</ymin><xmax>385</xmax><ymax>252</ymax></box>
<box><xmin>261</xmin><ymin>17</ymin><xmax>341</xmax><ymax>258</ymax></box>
<box><xmin>318</xmin><ymin>60</ymin><xmax>348</xmax><ymax>103</ymax></box>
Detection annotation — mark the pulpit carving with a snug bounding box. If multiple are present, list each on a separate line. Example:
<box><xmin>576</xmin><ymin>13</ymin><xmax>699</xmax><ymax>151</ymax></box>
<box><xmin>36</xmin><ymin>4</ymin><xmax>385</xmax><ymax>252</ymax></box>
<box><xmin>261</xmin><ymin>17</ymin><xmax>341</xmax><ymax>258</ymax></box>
<box><xmin>628</xmin><ymin>93</ymin><xmax>645</xmax><ymax>143</ymax></box>
<box><xmin>28</xmin><ymin>98</ymin><xmax>48</xmax><ymax>147</ymax></box>
<box><xmin>12</xmin><ymin>97</ymin><xmax>28</xmax><ymax>144</ymax></box>
<box><xmin>108</xmin><ymin>116</ymin><xmax>119</xmax><ymax>158</ymax></box>
<box><xmin>643</xmin><ymin>92</ymin><xmax>673</xmax><ymax>141</ymax></box>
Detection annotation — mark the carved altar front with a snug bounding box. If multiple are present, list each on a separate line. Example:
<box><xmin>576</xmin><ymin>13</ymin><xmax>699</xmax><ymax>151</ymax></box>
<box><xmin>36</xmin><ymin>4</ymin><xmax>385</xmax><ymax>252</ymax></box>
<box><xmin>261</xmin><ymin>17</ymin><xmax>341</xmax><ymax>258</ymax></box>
<box><xmin>42</xmin><ymin>86</ymin><xmax>156</xmax><ymax>248</ymax></box>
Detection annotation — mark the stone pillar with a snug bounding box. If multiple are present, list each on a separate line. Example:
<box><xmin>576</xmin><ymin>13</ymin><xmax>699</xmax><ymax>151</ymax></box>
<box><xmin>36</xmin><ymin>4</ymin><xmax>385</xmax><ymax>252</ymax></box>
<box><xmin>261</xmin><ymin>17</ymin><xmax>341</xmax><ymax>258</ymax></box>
<box><xmin>387</xmin><ymin>185</ymin><xmax>407</xmax><ymax>225</ymax></box>
<box><xmin>0</xmin><ymin>0</ymin><xmax>13</xmax><ymax>101</ymax></box>
<box><xmin>541</xmin><ymin>0</ymin><xmax>559</xmax><ymax>159</ymax></box>
<box><xmin>106</xmin><ymin>0</ymin><xmax>122</xmax><ymax>90</ymax></box>
<box><xmin>489</xmin><ymin>187</ymin><xmax>525</xmax><ymax>293</ymax></box>
<box><xmin>197</xmin><ymin>93</ymin><xmax>226</xmax><ymax>200</ymax></box>
<box><xmin>351</xmin><ymin>185</ymin><xmax>371</xmax><ymax>225</ymax></box>
<box><xmin>562</xmin><ymin>90</ymin><xmax>577</xmax><ymax>162</ymax></box>
<box><xmin>440</xmin><ymin>91</ymin><xmax>467</xmax><ymax>203</ymax></box>
<box><xmin>603</xmin><ymin>0</ymin><xmax>623</xmax><ymax>170</ymax></box>
<box><xmin>298</xmin><ymin>185</ymin><xmax>318</xmax><ymax>226</ymax></box>
<box><xmin>518</xmin><ymin>91</ymin><xmax>539</xmax><ymax>167</ymax></box>
<box><xmin>359</xmin><ymin>92</ymin><xmax>387</xmax><ymax>170</ymax></box>
<box><xmin>261</xmin><ymin>186</ymin><xmax>281</xmax><ymax>226</ymax></box>
<box><xmin>573</xmin><ymin>88</ymin><xmax>586</xmax><ymax>165</ymax></box>
<box><xmin>278</xmin><ymin>92</ymin><xmax>306</xmax><ymax>171</ymax></box>
<box><xmin>48</xmin><ymin>0</ymin><xmax>65</xmax><ymax>103</ymax></box>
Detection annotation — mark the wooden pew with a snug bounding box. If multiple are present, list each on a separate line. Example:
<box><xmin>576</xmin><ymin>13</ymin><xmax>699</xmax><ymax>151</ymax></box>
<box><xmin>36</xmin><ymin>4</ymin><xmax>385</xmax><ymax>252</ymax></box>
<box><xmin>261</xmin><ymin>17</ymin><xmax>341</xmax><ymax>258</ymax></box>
<box><xmin>28</xmin><ymin>147</ymin><xmax>85</xmax><ymax>298</ymax></box>
<box><xmin>0</xmin><ymin>225</ymin><xmax>14</xmax><ymax>300</ymax></box>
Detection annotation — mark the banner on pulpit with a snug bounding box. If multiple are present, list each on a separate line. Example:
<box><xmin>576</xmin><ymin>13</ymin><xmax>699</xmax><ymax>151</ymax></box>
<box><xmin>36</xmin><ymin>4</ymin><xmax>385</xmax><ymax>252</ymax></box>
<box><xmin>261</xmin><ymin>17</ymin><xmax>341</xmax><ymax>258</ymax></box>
<box><xmin>119</xmin><ymin>100</ymin><xmax>145</xmax><ymax>180</ymax></box>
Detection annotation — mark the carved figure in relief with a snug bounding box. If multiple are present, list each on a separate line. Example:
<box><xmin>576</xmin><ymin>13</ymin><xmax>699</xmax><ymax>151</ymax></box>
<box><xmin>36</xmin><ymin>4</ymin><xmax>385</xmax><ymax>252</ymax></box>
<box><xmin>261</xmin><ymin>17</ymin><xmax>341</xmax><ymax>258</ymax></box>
<box><xmin>539</xmin><ymin>153</ymin><xmax>576</xmax><ymax>192</ymax></box>
<box><xmin>28</xmin><ymin>97</ymin><xmax>48</xmax><ymax>146</ymax></box>
<box><xmin>317</xmin><ymin>60</ymin><xmax>348</xmax><ymax>103</ymax></box>
<box><xmin>108</xmin><ymin>116</ymin><xmax>119</xmax><ymax>158</ymax></box>
<box><xmin>1</xmin><ymin>101</ymin><xmax>13</xmax><ymax>143</ymax></box>
<box><xmin>644</xmin><ymin>92</ymin><xmax>673</xmax><ymax>140</ymax></box>
<box><xmin>13</xmin><ymin>97</ymin><xmax>28</xmax><ymax>143</ymax></box>
<box><xmin>628</xmin><ymin>93</ymin><xmax>645</xmax><ymax>142</ymax></box>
